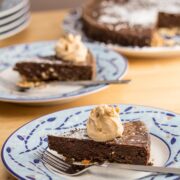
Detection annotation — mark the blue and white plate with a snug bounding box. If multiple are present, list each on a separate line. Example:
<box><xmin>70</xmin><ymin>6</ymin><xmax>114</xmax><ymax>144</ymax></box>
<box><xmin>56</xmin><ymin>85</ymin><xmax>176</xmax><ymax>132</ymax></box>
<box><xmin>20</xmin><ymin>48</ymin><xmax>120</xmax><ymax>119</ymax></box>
<box><xmin>1</xmin><ymin>104</ymin><xmax>180</xmax><ymax>179</ymax></box>
<box><xmin>63</xmin><ymin>9</ymin><xmax>180</xmax><ymax>58</ymax></box>
<box><xmin>0</xmin><ymin>41</ymin><xmax>127</xmax><ymax>105</ymax></box>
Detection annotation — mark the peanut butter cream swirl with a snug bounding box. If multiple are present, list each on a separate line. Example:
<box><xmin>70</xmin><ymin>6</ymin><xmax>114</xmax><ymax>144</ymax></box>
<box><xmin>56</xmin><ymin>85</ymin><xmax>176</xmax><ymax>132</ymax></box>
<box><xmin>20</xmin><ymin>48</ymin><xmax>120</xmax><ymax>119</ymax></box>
<box><xmin>87</xmin><ymin>105</ymin><xmax>124</xmax><ymax>142</ymax></box>
<box><xmin>55</xmin><ymin>34</ymin><xmax>88</xmax><ymax>62</ymax></box>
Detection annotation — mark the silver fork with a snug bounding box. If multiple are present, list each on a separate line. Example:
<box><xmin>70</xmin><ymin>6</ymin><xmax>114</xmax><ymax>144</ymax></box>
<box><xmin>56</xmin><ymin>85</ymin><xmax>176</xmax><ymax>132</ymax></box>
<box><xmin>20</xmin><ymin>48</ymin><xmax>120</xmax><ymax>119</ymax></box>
<box><xmin>35</xmin><ymin>149</ymin><xmax>180</xmax><ymax>176</ymax></box>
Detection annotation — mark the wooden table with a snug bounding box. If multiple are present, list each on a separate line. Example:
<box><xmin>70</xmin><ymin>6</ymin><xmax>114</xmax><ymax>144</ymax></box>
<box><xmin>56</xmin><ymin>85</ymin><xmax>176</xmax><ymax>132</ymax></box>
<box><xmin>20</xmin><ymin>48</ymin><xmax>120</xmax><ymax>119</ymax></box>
<box><xmin>0</xmin><ymin>10</ymin><xmax>180</xmax><ymax>180</ymax></box>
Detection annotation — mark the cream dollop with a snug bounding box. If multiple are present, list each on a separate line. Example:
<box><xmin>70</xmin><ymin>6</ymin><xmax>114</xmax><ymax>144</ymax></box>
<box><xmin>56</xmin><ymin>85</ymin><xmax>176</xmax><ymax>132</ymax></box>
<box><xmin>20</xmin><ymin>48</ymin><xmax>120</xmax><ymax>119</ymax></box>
<box><xmin>55</xmin><ymin>34</ymin><xmax>88</xmax><ymax>62</ymax></box>
<box><xmin>87</xmin><ymin>105</ymin><xmax>124</xmax><ymax>142</ymax></box>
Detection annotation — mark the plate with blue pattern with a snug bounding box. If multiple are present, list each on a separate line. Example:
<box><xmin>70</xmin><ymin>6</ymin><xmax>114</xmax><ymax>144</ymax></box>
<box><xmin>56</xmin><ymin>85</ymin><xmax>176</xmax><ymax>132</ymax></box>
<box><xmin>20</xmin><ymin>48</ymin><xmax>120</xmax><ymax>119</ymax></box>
<box><xmin>0</xmin><ymin>41</ymin><xmax>127</xmax><ymax>105</ymax></box>
<box><xmin>1</xmin><ymin>104</ymin><xmax>180</xmax><ymax>180</ymax></box>
<box><xmin>63</xmin><ymin>9</ymin><xmax>180</xmax><ymax>58</ymax></box>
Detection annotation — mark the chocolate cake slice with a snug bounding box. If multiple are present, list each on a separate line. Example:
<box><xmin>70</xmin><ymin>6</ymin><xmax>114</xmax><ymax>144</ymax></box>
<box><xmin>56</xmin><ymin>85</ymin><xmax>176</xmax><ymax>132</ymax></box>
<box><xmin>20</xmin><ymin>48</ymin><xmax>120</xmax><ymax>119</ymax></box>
<box><xmin>13</xmin><ymin>52</ymin><xmax>96</xmax><ymax>82</ymax></box>
<box><xmin>48</xmin><ymin>121</ymin><xmax>150</xmax><ymax>165</ymax></box>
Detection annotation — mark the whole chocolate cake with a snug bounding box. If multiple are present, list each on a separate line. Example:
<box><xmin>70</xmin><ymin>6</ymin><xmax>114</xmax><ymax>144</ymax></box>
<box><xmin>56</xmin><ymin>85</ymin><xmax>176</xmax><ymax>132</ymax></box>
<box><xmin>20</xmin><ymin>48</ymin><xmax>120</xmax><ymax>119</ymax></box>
<box><xmin>82</xmin><ymin>0</ymin><xmax>180</xmax><ymax>47</ymax></box>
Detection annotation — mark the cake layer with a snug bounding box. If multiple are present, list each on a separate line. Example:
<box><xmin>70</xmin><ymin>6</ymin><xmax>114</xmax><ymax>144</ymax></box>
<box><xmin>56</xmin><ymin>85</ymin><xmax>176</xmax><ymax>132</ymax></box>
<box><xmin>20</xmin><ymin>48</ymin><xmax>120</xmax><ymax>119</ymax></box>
<box><xmin>48</xmin><ymin>121</ymin><xmax>150</xmax><ymax>165</ymax></box>
<box><xmin>14</xmin><ymin>52</ymin><xmax>96</xmax><ymax>82</ymax></box>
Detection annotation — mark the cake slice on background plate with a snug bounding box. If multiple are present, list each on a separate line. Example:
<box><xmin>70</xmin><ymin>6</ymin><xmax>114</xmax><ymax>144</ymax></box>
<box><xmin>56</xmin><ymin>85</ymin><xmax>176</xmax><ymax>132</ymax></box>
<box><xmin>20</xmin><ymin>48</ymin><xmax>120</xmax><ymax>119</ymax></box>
<box><xmin>13</xmin><ymin>34</ymin><xmax>96</xmax><ymax>87</ymax></box>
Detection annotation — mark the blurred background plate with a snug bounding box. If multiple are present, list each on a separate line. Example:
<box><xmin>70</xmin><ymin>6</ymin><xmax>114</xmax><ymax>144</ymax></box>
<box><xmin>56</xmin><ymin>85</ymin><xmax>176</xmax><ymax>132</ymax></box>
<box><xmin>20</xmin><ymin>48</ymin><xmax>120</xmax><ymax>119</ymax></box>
<box><xmin>111</xmin><ymin>45</ymin><xmax>180</xmax><ymax>59</ymax></box>
<box><xmin>63</xmin><ymin>9</ymin><xmax>180</xmax><ymax>59</ymax></box>
<box><xmin>0</xmin><ymin>41</ymin><xmax>128</xmax><ymax>105</ymax></box>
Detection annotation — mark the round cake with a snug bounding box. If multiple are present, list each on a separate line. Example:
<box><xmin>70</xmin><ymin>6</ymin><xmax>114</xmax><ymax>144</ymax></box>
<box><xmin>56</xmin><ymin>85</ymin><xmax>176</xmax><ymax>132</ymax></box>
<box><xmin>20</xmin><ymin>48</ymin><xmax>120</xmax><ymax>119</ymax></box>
<box><xmin>82</xmin><ymin>0</ymin><xmax>180</xmax><ymax>47</ymax></box>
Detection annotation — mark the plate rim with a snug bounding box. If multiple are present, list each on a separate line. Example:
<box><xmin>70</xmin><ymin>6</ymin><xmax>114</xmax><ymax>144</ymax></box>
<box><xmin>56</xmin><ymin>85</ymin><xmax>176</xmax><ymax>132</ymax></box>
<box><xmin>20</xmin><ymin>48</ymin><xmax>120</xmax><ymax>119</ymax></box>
<box><xmin>0</xmin><ymin>0</ymin><xmax>29</xmax><ymax>18</ymax></box>
<box><xmin>0</xmin><ymin>41</ymin><xmax>128</xmax><ymax>103</ymax></box>
<box><xmin>1</xmin><ymin>103</ymin><xmax>179</xmax><ymax>180</ymax></box>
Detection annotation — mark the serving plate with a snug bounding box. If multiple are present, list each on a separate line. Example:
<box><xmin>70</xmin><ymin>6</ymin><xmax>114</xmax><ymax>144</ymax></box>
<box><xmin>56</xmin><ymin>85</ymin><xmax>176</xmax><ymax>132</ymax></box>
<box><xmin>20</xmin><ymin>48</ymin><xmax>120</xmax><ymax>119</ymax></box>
<box><xmin>63</xmin><ymin>9</ymin><xmax>180</xmax><ymax>58</ymax></box>
<box><xmin>1</xmin><ymin>104</ymin><xmax>180</xmax><ymax>179</ymax></box>
<box><xmin>0</xmin><ymin>41</ymin><xmax>127</xmax><ymax>105</ymax></box>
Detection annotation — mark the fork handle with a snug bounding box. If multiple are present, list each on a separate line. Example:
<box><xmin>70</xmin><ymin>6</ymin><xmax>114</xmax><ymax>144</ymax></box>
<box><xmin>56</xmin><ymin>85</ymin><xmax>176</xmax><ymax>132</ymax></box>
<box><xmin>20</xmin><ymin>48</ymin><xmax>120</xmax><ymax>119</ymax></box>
<box><xmin>107</xmin><ymin>164</ymin><xmax>180</xmax><ymax>175</ymax></box>
<box><xmin>51</xmin><ymin>79</ymin><xmax>131</xmax><ymax>86</ymax></box>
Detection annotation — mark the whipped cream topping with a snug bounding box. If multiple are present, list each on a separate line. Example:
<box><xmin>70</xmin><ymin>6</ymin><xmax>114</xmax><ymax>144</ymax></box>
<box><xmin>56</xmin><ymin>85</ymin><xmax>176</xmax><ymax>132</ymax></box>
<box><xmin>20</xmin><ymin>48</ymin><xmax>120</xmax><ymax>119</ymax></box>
<box><xmin>55</xmin><ymin>34</ymin><xmax>88</xmax><ymax>62</ymax></box>
<box><xmin>87</xmin><ymin>105</ymin><xmax>124</xmax><ymax>142</ymax></box>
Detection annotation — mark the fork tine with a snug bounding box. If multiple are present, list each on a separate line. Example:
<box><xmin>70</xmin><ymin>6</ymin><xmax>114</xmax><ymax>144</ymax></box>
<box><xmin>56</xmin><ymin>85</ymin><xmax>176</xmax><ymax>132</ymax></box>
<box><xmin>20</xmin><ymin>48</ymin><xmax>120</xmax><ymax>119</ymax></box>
<box><xmin>45</xmin><ymin>151</ymin><xmax>71</xmax><ymax>168</ymax></box>
<box><xmin>44</xmin><ymin>150</ymin><xmax>70</xmax><ymax>168</ymax></box>
<box><xmin>43</xmin><ymin>154</ymin><xmax>69</xmax><ymax>169</ymax></box>
<box><xmin>43</xmin><ymin>159</ymin><xmax>70</xmax><ymax>175</ymax></box>
<box><xmin>35</xmin><ymin>149</ymin><xmax>70</xmax><ymax>170</ymax></box>
<box><xmin>42</xmin><ymin>155</ymin><xmax>68</xmax><ymax>171</ymax></box>
<box><xmin>34</xmin><ymin>149</ymin><xmax>88</xmax><ymax>176</ymax></box>
<box><xmin>35</xmin><ymin>151</ymin><xmax>69</xmax><ymax>173</ymax></box>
